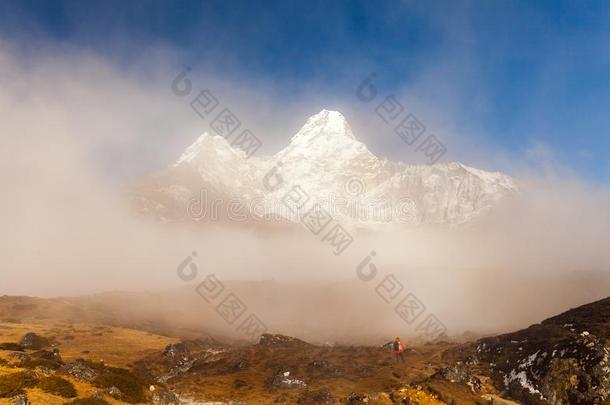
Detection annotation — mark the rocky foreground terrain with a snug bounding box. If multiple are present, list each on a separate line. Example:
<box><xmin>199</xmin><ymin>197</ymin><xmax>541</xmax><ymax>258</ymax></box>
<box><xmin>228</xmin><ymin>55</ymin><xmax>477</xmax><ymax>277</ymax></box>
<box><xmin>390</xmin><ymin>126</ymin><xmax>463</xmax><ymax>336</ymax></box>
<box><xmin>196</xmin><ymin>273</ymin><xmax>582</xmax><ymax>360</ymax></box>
<box><xmin>0</xmin><ymin>296</ymin><xmax>608</xmax><ymax>404</ymax></box>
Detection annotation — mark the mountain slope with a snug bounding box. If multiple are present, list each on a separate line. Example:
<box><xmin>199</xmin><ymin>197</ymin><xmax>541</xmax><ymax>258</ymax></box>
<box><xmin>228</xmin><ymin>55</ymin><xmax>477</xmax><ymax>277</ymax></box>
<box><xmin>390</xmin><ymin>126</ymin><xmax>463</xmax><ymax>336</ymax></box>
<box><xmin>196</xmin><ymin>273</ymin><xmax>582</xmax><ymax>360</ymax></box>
<box><xmin>131</xmin><ymin>109</ymin><xmax>518</xmax><ymax>228</ymax></box>
<box><xmin>2</xmin><ymin>294</ymin><xmax>609</xmax><ymax>404</ymax></box>
<box><xmin>446</xmin><ymin>297</ymin><xmax>610</xmax><ymax>405</ymax></box>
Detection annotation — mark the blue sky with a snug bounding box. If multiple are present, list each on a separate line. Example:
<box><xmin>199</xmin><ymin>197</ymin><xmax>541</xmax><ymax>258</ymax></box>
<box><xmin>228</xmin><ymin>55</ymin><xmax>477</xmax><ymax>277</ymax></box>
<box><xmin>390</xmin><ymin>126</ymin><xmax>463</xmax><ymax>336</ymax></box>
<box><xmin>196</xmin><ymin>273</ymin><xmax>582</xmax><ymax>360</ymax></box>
<box><xmin>2</xmin><ymin>0</ymin><xmax>610</xmax><ymax>182</ymax></box>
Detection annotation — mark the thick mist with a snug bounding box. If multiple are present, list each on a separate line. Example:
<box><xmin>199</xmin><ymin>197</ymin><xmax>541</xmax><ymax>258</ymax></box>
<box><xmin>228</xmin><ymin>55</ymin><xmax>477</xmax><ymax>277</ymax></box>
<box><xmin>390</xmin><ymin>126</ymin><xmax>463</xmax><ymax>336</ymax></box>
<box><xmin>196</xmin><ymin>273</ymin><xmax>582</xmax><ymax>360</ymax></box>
<box><xmin>1</xmin><ymin>42</ymin><xmax>609</xmax><ymax>341</ymax></box>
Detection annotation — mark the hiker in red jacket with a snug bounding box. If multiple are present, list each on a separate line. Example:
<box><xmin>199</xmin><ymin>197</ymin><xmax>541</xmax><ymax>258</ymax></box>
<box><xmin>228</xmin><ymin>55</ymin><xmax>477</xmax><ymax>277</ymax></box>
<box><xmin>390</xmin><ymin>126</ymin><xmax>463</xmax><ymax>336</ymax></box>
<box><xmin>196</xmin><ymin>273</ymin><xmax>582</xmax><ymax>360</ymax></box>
<box><xmin>393</xmin><ymin>336</ymin><xmax>405</xmax><ymax>363</ymax></box>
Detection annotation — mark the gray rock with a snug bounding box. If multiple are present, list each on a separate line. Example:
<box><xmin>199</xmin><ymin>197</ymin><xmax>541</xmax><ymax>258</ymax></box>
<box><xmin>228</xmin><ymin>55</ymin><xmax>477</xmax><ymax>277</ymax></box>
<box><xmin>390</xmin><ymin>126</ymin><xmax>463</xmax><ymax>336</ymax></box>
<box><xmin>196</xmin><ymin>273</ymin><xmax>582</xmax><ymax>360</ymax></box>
<box><xmin>18</xmin><ymin>332</ymin><xmax>50</xmax><ymax>350</ymax></box>
<box><xmin>107</xmin><ymin>386</ymin><xmax>122</xmax><ymax>398</ymax></box>
<box><xmin>432</xmin><ymin>364</ymin><xmax>482</xmax><ymax>392</ymax></box>
<box><xmin>61</xmin><ymin>359</ymin><xmax>98</xmax><ymax>381</ymax></box>
<box><xmin>162</xmin><ymin>338</ymin><xmax>218</xmax><ymax>359</ymax></box>
<box><xmin>271</xmin><ymin>371</ymin><xmax>307</xmax><ymax>389</ymax></box>
<box><xmin>478</xmin><ymin>327</ymin><xmax>610</xmax><ymax>404</ymax></box>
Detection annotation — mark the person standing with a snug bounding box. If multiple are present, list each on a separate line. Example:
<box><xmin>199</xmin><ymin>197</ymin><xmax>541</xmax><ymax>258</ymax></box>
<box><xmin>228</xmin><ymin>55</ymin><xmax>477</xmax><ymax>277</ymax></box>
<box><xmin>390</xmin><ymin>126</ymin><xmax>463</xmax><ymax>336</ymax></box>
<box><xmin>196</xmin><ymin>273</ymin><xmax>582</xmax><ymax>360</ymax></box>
<box><xmin>393</xmin><ymin>336</ymin><xmax>405</xmax><ymax>363</ymax></box>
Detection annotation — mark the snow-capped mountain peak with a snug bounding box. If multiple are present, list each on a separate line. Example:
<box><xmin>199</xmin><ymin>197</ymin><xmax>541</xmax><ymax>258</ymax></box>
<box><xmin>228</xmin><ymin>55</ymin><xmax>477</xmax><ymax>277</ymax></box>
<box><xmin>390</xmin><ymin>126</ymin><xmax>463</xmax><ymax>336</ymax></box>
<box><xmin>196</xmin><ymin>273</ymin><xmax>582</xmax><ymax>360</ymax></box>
<box><xmin>135</xmin><ymin>109</ymin><xmax>518</xmax><ymax>228</ymax></box>
<box><xmin>175</xmin><ymin>132</ymin><xmax>236</xmax><ymax>165</ymax></box>
<box><xmin>278</xmin><ymin>109</ymin><xmax>375</xmax><ymax>163</ymax></box>
<box><xmin>289</xmin><ymin>109</ymin><xmax>355</xmax><ymax>142</ymax></box>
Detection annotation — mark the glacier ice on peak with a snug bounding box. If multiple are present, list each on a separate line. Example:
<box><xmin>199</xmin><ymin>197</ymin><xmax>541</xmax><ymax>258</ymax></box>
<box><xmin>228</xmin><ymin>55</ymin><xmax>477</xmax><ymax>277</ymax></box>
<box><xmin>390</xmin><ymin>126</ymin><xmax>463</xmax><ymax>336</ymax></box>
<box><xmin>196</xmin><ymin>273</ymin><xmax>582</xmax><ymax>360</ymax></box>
<box><xmin>139</xmin><ymin>109</ymin><xmax>518</xmax><ymax>228</ymax></box>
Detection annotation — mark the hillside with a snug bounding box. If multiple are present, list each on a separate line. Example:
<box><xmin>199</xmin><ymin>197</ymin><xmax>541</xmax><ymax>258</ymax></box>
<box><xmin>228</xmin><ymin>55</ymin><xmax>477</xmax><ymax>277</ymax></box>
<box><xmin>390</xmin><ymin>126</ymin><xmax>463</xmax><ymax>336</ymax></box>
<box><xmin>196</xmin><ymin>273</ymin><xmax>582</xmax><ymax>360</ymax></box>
<box><xmin>0</xmin><ymin>295</ymin><xmax>608</xmax><ymax>404</ymax></box>
<box><xmin>445</xmin><ymin>298</ymin><xmax>610</xmax><ymax>404</ymax></box>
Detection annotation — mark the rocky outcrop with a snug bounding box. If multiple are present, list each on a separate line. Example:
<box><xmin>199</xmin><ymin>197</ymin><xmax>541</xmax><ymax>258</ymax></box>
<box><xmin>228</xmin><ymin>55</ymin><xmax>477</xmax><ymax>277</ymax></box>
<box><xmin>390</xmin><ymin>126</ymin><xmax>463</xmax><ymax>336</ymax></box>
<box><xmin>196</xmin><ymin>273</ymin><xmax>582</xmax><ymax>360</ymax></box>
<box><xmin>18</xmin><ymin>332</ymin><xmax>50</xmax><ymax>350</ymax></box>
<box><xmin>430</xmin><ymin>364</ymin><xmax>482</xmax><ymax>392</ymax></box>
<box><xmin>61</xmin><ymin>359</ymin><xmax>98</xmax><ymax>381</ymax></box>
<box><xmin>474</xmin><ymin>298</ymin><xmax>610</xmax><ymax>404</ymax></box>
<box><xmin>257</xmin><ymin>334</ymin><xmax>312</xmax><ymax>348</ymax></box>
<box><xmin>271</xmin><ymin>371</ymin><xmax>307</xmax><ymax>389</ymax></box>
<box><xmin>163</xmin><ymin>338</ymin><xmax>219</xmax><ymax>359</ymax></box>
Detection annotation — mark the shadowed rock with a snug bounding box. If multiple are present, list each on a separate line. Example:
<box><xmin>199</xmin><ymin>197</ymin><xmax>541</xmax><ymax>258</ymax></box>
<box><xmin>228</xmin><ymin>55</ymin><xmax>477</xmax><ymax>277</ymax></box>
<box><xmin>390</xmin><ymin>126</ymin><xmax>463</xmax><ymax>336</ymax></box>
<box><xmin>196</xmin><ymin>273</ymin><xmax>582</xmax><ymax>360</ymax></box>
<box><xmin>19</xmin><ymin>333</ymin><xmax>50</xmax><ymax>350</ymax></box>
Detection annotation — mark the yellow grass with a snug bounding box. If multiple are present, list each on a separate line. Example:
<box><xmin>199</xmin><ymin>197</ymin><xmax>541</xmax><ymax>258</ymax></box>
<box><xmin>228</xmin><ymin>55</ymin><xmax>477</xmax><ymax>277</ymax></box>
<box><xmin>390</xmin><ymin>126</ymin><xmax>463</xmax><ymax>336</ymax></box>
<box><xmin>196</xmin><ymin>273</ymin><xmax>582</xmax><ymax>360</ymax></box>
<box><xmin>393</xmin><ymin>386</ymin><xmax>447</xmax><ymax>404</ymax></box>
<box><xmin>0</xmin><ymin>322</ymin><xmax>177</xmax><ymax>368</ymax></box>
<box><xmin>0</xmin><ymin>321</ymin><xmax>178</xmax><ymax>404</ymax></box>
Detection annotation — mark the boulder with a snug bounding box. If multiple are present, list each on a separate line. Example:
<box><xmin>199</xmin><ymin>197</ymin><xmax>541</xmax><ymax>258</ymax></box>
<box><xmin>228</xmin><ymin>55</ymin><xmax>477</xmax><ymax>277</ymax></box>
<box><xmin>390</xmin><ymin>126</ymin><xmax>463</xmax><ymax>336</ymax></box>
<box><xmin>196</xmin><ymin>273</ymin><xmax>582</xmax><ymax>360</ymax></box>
<box><xmin>18</xmin><ymin>333</ymin><xmax>50</xmax><ymax>350</ymax></box>
<box><xmin>107</xmin><ymin>386</ymin><xmax>122</xmax><ymax>398</ymax></box>
<box><xmin>257</xmin><ymin>334</ymin><xmax>311</xmax><ymax>348</ymax></box>
<box><xmin>271</xmin><ymin>371</ymin><xmax>307</xmax><ymax>389</ymax></box>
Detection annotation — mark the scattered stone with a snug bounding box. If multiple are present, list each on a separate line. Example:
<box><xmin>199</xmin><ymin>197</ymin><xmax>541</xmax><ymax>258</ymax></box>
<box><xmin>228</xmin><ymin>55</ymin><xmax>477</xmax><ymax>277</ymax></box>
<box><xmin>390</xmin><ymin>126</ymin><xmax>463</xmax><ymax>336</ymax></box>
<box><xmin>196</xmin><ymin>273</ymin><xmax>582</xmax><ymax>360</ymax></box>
<box><xmin>271</xmin><ymin>371</ymin><xmax>307</xmax><ymax>389</ymax></box>
<box><xmin>61</xmin><ymin>359</ymin><xmax>98</xmax><ymax>381</ymax></box>
<box><xmin>431</xmin><ymin>364</ymin><xmax>482</xmax><ymax>392</ymax></box>
<box><xmin>346</xmin><ymin>392</ymin><xmax>370</xmax><ymax>404</ymax></box>
<box><xmin>156</xmin><ymin>358</ymin><xmax>197</xmax><ymax>384</ymax></box>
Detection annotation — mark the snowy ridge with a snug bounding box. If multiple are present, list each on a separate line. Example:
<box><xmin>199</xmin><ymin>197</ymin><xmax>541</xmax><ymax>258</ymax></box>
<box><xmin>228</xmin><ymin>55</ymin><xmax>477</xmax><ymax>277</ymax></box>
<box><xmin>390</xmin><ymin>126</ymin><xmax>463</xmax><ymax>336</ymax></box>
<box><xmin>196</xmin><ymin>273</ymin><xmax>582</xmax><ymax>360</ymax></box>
<box><xmin>136</xmin><ymin>109</ymin><xmax>517</xmax><ymax>228</ymax></box>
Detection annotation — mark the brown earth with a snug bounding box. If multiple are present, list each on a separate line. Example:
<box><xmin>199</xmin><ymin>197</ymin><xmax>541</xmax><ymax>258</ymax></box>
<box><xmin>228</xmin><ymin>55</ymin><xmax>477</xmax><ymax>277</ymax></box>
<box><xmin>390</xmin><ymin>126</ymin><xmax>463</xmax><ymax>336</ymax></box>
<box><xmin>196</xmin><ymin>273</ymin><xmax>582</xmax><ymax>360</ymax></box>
<box><xmin>0</xmin><ymin>295</ymin><xmax>608</xmax><ymax>404</ymax></box>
